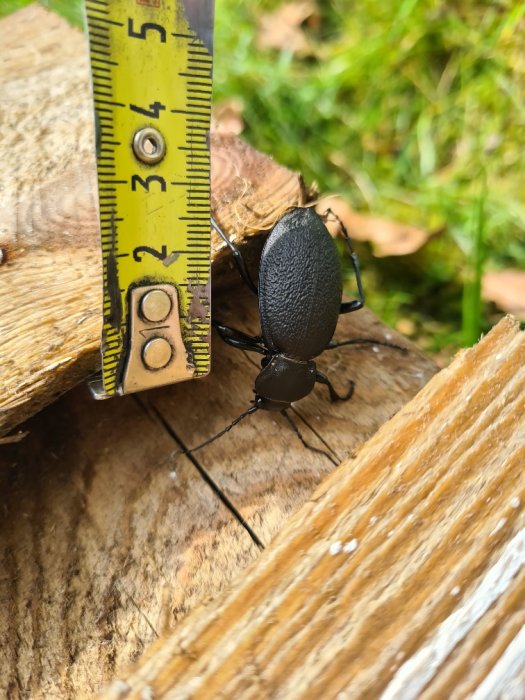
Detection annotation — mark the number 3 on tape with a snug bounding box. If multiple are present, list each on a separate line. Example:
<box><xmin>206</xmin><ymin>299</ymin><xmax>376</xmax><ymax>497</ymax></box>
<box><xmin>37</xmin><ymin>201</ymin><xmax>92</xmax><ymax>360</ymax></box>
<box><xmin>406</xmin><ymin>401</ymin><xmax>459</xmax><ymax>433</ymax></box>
<box><xmin>85</xmin><ymin>0</ymin><xmax>214</xmax><ymax>398</ymax></box>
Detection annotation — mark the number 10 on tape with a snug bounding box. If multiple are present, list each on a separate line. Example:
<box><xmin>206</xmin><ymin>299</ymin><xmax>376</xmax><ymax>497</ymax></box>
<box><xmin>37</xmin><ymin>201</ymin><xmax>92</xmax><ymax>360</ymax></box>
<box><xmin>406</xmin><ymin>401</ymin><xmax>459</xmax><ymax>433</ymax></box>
<box><xmin>85</xmin><ymin>0</ymin><xmax>214</xmax><ymax>398</ymax></box>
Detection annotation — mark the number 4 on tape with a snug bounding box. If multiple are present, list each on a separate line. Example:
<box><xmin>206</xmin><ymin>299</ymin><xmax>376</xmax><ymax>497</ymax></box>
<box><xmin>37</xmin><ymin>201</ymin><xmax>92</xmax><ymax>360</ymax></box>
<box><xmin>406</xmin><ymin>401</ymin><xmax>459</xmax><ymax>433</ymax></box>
<box><xmin>85</xmin><ymin>0</ymin><xmax>214</xmax><ymax>398</ymax></box>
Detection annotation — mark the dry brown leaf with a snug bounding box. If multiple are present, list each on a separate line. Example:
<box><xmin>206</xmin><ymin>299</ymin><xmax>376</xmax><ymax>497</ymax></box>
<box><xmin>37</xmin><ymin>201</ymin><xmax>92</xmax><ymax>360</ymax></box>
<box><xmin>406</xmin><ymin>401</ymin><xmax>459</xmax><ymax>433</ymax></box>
<box><xmin>482</xmin><ymin>270</ymin><xmax>525</xmax><ymax>319</ymax></box>
<box><xmin>211</xmin><ymin>98</ymin><xmax>245</xmax><ymax>135</ymax></box>
<box><xmin>317</xmin><ymin>195</ymin><xmax>431</xmax><ymax>257</ymax></box>
<box><xmin>256</xmin><ymin>1</ymin><xmax>316</xmax><ymax>54</ymax></box>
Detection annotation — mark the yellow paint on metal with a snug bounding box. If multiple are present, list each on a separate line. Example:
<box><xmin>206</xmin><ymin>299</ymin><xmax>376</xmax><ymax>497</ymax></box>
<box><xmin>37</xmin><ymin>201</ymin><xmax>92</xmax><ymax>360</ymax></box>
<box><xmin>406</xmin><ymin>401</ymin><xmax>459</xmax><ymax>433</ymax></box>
<box><xmin>86</xmin><ymin>0</ymin><xmax>212</xmax><ymax>396</ymax></box>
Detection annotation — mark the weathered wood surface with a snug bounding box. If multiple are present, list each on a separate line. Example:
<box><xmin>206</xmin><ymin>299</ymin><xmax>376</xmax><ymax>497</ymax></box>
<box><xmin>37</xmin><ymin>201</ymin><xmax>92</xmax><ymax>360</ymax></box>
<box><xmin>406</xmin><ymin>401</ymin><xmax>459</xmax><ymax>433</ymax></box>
<box><xmin>100</xmin><ymin>316</ymin><xmax>525</xmax><ymax>700</ymax></box>
<box><xmin>0</xmin><ymin>285</ymin><xmax>435</xmax><ymax>698</ymax></box>
<box><xmin>0</xmin><ymin>5</ymin><xmax>305</xmax><ymax>437</ymax></box>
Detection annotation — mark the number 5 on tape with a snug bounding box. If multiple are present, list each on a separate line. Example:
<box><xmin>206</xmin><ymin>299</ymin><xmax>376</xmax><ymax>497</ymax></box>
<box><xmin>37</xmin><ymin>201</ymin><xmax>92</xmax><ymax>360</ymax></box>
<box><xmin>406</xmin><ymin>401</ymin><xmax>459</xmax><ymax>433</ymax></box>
<box><xmin>85</xmin><ymin>0</ymin><xmax>214</xmax><ymax>398</ymax></box>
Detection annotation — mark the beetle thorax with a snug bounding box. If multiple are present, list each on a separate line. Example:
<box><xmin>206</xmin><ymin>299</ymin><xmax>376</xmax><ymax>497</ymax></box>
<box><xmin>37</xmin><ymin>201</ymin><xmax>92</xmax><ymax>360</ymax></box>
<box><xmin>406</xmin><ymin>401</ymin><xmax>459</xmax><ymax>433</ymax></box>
<box><xmin>254</xmin><ymin>354</ymin><xmax>317</xmax><ymax>411</ymax></box>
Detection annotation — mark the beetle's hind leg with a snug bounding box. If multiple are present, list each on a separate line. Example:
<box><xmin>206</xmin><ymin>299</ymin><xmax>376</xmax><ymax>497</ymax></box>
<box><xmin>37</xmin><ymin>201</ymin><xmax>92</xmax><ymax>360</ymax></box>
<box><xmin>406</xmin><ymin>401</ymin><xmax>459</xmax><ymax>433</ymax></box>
<box><xmin>213</xmin><ymin>319</ymin><xmax>267</xmax><ymax>355</ymax></box>
<box><xmin>211</xmin><ymin>216</ymin><xmax>258</xmax><ymax>296</ymax></box>
<box><xmin>327</xmin><ymin>337</ymin><xmax>408</xmax><ymax>353</ymax></box>
<box><xmin>320</xmin><ymin>207</ymin><xmax>365</xmax><ymax>315</ymax></box>
<box><xmin>281</xmin><ymin>410</ymin><xmax>338</xmax><ymax>466</ymax></box>
<box><xmin>316</xmin><ymin>370</ymin><xmax>354</xmax><ymax>402</ymax></box>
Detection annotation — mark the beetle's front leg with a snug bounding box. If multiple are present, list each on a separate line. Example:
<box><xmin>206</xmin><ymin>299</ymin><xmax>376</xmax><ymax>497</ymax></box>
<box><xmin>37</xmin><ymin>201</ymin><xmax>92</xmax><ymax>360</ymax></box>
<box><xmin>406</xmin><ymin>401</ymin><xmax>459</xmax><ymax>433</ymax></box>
<box><xmin>320</xmin><ymin>207</ymin><xmax>365</xmax><ymax>315</ymax></box>
<box><xmin>213</xmin><ymin>319</ymin><xmax>266</xmax><ymax>355</ymax></box>
<box><xmin>315</xmin><ymin>370</ymin><xmax>354</xmax><ymax>402</ymax></box>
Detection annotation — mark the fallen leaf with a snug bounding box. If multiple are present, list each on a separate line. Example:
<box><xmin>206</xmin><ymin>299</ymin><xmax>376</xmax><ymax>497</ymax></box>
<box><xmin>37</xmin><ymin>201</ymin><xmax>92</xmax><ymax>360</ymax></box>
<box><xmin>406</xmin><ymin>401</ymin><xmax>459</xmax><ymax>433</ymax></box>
<box><xmin>256</xmin><ymin>1</ymin><xmax>316</xmax><ymax>54</ymax></box>
<box><xmin>211</xmin><ymin>98</ymin><xmax>245</xmax><ymax>135</ymax></box>
<box><xmin>317</xmin><ymin>195</ymin><xmax>431</xmax><ymax>257</ymax></box>
<box><xmin>482</xmin><ymin>270</ymin><xmax>525</xmax><ymax>319</ymax></box>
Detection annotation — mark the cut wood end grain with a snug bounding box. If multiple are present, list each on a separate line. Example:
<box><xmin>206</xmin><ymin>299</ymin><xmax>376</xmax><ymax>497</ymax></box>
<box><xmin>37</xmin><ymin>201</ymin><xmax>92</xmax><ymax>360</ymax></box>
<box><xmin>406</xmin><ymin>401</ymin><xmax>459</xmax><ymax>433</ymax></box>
<box><xmin>100</xmin><ymin>316</ymin><xmax>525</xmax><ymax>699</ymax></box>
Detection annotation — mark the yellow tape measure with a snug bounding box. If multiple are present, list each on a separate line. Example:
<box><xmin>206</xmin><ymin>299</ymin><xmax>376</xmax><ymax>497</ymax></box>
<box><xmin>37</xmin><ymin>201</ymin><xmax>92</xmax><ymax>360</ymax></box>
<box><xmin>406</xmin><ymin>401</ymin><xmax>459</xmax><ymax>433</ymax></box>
<box><xmin>85</xmin><ymin>0</ymin><xmax>214</xmax><ymax>398</ymax></box>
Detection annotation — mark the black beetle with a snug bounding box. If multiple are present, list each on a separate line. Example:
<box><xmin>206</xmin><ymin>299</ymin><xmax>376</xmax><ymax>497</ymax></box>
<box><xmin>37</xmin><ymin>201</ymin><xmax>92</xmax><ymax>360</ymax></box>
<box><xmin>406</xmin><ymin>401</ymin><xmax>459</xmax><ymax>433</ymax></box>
<box><xmin>186</xmin><ymin>207</ymin><xmax>405</xmax><ymax>454</ymax></box>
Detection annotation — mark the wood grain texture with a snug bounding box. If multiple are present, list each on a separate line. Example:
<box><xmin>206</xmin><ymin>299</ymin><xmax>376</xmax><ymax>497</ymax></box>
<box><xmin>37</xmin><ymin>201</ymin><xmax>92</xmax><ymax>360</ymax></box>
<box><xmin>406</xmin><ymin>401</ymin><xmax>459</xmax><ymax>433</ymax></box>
<box><xmin>0</xmin><ymin>6</ymin><xmax>305</xmax><ymax>437</ymax></box>
<box><xmin>95</xmin><ymin>317</ymin><xmax>525</xmax><ymax>700</ymax></box>
<box><xmin>0</xmin><ymin>287</ymin><xmax>436</xmax><ymax>698</ymax></box>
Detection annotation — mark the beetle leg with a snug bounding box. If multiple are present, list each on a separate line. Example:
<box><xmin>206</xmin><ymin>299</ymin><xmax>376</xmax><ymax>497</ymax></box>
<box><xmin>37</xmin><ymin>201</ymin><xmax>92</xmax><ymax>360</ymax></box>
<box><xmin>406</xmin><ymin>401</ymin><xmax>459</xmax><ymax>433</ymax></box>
<box><xmin>315</xmin><ymin>370</ymin><xmax>354</xmax><ymax>402</ymax></box>
<box><xmin>281</xmin><ymin>410</ymin><xmax>338</xmax><ymax>466</ymax></box>
<box><xmin>327</xmin><ymin>337</ymin><xmax>407</xmax><ymax>353</ymax></box>
<box><xmin>213</xmin><ymin>319</ymin><xmax>267</xmax><ymax>355</ymax></box>
<box><xmin>320</xmin><ymin>207</ymin><xmax>365</xmax><ymax>314</ymax></box>
<box><xmin>211</xmin><ymin>216</ymin><xmax>259</xmax><ymax>296</ymax></box>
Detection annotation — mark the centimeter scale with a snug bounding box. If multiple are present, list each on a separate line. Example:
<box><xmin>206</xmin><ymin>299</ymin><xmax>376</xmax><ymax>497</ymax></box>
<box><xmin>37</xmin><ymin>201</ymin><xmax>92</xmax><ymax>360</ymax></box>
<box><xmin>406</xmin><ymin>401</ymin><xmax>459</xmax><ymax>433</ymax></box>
<box><xmin>85</xmin><ymin>0</ymin><xmax>214</xmax><ymax>398</ymax></box>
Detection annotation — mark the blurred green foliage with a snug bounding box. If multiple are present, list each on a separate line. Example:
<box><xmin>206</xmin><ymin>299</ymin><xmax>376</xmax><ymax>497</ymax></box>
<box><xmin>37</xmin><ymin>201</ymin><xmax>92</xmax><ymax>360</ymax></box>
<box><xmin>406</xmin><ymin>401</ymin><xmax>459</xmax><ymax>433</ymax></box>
<box><xmin>0</xmin><ymin>0</ymin><xmax>83</xmax><ymax>25</ymax></box>
<box><xmin>3</xmin><ymin>0</ymin><xmax>524</xmax><ymax>357</ymax></box>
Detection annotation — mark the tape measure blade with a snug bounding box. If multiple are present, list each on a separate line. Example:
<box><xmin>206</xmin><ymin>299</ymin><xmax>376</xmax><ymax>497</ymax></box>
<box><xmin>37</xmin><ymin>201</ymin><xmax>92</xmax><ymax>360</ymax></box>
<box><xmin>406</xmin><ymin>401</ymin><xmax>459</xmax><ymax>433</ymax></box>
<box><xmin>85</xmin><ymin>0</ymin><xmax>214</xmax><ymax>398</ymax></box>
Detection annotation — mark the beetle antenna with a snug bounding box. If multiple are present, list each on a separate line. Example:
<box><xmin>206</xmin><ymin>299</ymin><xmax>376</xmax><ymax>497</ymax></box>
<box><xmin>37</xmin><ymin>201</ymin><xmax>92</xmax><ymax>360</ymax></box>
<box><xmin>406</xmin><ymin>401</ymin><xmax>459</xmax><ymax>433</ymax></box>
<box><xmin>281</xmin><ymin>410</ymin><xmax>339</xmax><ymax>466</ymax></box>
<box><xmin>183</xmin><ymin>404</ymin><xmax>259</xmax><ymax>455</ymax></box>
<box><xmin>211</xmin><ymin>216</ymin><xmax>259</xmax><ymax>295</ymax></box>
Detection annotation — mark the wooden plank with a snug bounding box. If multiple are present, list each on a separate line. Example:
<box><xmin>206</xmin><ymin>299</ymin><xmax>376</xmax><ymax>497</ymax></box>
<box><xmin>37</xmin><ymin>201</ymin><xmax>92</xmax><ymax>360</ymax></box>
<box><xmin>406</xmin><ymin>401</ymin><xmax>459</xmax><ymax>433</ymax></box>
<box><xmin>0</xmin><ymin>286</ymin><xmax>436</xmax><ymax>697</ymax></box>
<box><xmin>0</xmin><ymin>5</ymin><xmax>305</xmax><ymax>437</ymax></box>
<box><xmin>97</xmin><ymin>317</ymin><xmax>525</xmax><ymax>700</ymax></box>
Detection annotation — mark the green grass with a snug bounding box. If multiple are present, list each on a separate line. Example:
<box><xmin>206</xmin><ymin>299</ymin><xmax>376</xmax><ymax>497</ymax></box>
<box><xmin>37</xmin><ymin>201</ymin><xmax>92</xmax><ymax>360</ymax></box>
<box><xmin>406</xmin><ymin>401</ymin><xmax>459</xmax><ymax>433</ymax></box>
<box><xmin>3</xmin><ymin>0</ymin><xmax>524</xmax><ymax>357</ymax></box>
<box><xmin>0</xmin><ymin>0</ymin><xmax>83</xmax><ymax>25</ymax></box>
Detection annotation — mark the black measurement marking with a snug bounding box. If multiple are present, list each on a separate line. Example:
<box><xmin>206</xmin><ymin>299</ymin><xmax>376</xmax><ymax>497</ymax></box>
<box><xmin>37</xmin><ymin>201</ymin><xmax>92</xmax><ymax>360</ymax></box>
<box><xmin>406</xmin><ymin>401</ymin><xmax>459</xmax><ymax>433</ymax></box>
<box><xmin>188</xmin><ymin>49</ymin><xmax>211</xmax><ymax>57</ymax></box>
<box><xmin>188</xmin><ymin>57</ymin><xmax>212</xmax><ymax>65</ymax></box>
<box><xmin>171</xmin><ymin>108</ymin><xmax>207</xmax><ymax>115</ymax></box>
<box><xmin>91</xmin><ymin>48</ymin><xmax>111</xmax><ymax>57</ymax></box>
<box><xmin>91</xmin><ymin>57</ymin><xmax>118</xmax><ymax>66</ymax></box>
<box><xmin>133</xmin><ymin>245</ymin><xmax>167</xmax><ymax>262</ymax></box>
<box><xmin>187</xmin><ymin>96</ymin><xmax>210</xmax><ymax>103</ymax></box>
<box><xmin>131</xmin><ymin>175</ymin><xmax>166</xmax><ymax>192</ymax></box>
<box><xmin>183</xmin><ymin>66</ymin><xmax>212</xmax><ymax>74</ymax></box>
<box><xmin>87</xmin><ymin>15</ymin><xmax>123</xmax><ymax>26</ymax></box>
<box><xmin>172</xmin><ymin>32</ymin><xmax>195</xmax><ymax>39</ymax></box>
<box><xmin>128</xmin><ymin>18</ymin><xmax>166</xmax><ymax>42</ymax></box>
<box><xmin>94</xmin><ymin>98</ymin><xmax>125</xmax><ymax>107</ymax></box>
<box><xmin>178</xmin><ymin>72</ymin><xmax>210</xmax><ymax>80</ymax></box>
<box><xmin>130</xmin><ymin>101</ymin><xmax>166</xmax><ymax>118</ymax></box>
